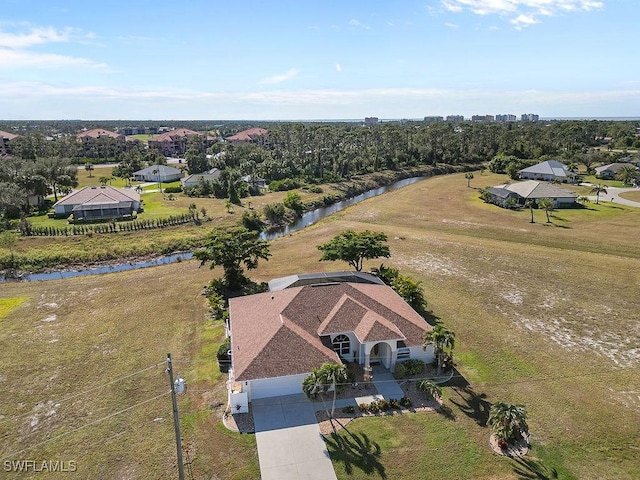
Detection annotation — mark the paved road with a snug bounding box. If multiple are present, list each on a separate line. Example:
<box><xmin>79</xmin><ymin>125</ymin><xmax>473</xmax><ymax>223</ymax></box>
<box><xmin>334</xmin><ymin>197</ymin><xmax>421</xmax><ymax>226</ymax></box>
<box><xmin>252</xmin><ymin>394</ymin><xmax>337</xmax><ymax>480</ymax></box>
<box><xmin>584</xmin><ymin>186</ymin><xmax>640</xmax><ymax>207</ymax></box>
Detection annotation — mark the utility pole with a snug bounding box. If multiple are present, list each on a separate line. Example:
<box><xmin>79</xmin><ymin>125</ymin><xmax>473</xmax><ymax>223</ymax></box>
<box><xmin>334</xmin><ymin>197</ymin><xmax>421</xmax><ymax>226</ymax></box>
<box><xmin>167</xmin><ymin>353</ymin><xmax>185</xmax><ymax>480</ymax></box>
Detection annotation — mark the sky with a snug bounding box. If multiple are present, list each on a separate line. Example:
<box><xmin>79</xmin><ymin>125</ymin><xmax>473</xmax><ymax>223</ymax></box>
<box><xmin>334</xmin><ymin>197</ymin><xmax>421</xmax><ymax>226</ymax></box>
<box><xmin>0</xmin><ymin>0</ymin><xmax>639</xmax><ymax>120</ymax></box>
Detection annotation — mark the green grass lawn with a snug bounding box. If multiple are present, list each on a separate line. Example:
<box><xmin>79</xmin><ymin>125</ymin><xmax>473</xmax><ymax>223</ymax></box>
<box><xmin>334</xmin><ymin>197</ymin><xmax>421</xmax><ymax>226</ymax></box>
<box><xmin>2</xmin><ymin>171</ymin><xmax>639</xmax><ymax>478</ymax></box>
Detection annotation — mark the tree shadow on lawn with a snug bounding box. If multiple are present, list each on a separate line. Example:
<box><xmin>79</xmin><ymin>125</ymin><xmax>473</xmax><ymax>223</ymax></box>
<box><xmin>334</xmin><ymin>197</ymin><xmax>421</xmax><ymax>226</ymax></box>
<box><xmin>512</xmin><ymin>456</ymin><xmax>559</xmax><ymax>480</ymax></box>
<box><xmin>449</xmin><ymin>379</ymin><xmax>492</xmax><ymax>427</ymax></box>
<box><xmin>325</xmin><ymin>431</ymin><xmax>386</xmax><ymax>479</ymax></box>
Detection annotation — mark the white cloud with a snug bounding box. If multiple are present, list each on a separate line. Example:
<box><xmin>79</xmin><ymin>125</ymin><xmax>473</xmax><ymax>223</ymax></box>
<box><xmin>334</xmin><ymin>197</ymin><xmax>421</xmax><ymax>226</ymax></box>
<box><xmin>444</xmin><ymin>22</ymin><xmax>460</xmax><ymax>28</ymax></box>
<box><xmin>335</xmin><ymin>63</ymin><xmax>342</xmax><ymax>72</ymax></box>
<box><xmin>349</xmin><ymin>19</ymin><xmax>371</xmax><ymax>30</ymax></box>
<box><xmin>0</xmin><ymin>48</ymin><xmax>107</xmax><ymax>69</ymax></box>
<box><xmin>0</xmin><ymin>25</ymin><xmax>105</xmax><ymax>69</ymax></box>
<box><xmin>0</xmin><ymin>26</ymin><xmax>70</xmax><ymax>48</ymax></box>
<box><xmin>510</xmin><ymin>14</ymin><xmax>539</xmax><ymax>28</ymax></box>
<box><xmin>259</xmin><ymin>68</ymin><xmax>299</xmax><ymax>85</ymax></box>
<box><xmin>441</xmin><ymin>0</ymin><xmax>604</xmax><ymax>27</ymax></box>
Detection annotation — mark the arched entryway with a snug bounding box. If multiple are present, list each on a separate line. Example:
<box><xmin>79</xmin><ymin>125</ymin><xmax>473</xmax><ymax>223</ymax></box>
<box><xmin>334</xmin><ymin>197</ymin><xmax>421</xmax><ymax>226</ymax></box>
<box><xmin>369</xmin><ymin>342</ymin><xmax>392</xmax><ymax>369</ymax></box>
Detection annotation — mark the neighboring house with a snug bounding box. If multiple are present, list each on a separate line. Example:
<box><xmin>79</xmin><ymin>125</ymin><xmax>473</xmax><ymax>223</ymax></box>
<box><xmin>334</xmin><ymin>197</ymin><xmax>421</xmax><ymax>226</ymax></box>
<box><xmin>133</xmin><ymin>164</ymin><xmax>183</xmax><ymax>183</ymax></box>
<box><xmin>52</xmin><ymin>186</ymin><xmax>141</xmax><ymax>221</ymax></box>
<box><xmin>594</xmin><ymin>163</ymin><xmax>638</xmax><ymax>179</ymax></box>
<box><xmin>148</xmin><ymin>128</ymin><xmax>217</xmax><ymax>156</ymax></box>
<box><xmin>519</xmin><ymin>160</ymin><xmax>577</xmax><ymax>183</ymax></box>
<box><xmin>225</xmin><ymin>127</ymin><xmax>269</xmax><ymax>146</ymax></box>
<box><xmin>489</xmin><ymin>180</ymin><xmax>577</xmax><ymax>208</ymax></box>
<box><xmin>76</xmin><ymin>128</ymin><xmax>125</xmax><ymax>142</ymax></box>
<box><xmin>241</xmin><ymin>174</ymin><xmax>267</xmax><ymax>190</ymax></box>
<box><xmin>0</xmin><ymin>129</ymin><xmax>19</xmax><ymax>155</ymax></box>
<box><xmin>181</xmin><ymin>168</ymin><xmax>222</xmax><ymax>188</ymax></box>
<box><xmin>227</xmin><ymin>272</ymin><xmax>434</xmax><ymax>403</ymax></box>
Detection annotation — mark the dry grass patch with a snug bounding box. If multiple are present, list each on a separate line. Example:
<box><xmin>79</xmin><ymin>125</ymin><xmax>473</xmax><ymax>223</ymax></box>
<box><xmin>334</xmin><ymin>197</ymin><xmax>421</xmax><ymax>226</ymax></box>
<box><xmin>0</xmin><ymin>261</ymin><xmax>259</xmax><ymax>479</ymax></box>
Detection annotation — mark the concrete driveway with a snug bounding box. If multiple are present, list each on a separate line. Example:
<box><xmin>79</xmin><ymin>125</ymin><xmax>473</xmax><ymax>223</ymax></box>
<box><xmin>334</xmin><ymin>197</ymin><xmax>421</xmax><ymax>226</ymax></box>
<box><xmin>252</xmin><ymin>394</ymin><xmax>337</xmax><ymax>480</ymax></box>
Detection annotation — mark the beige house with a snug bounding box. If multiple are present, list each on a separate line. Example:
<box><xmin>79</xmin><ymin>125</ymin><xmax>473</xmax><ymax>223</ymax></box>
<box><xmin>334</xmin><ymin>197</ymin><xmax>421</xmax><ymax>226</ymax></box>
<box><xmin>227</xmin><ymin>272</ymin><xmax>434</xmax><ymax>402</ymax></box>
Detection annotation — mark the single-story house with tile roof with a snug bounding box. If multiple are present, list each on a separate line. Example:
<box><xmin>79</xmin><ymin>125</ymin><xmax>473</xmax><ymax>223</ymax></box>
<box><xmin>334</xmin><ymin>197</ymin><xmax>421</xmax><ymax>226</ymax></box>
<box><xmin>490</xmin><ymin>180</ymin><xmax>577</xmax><ymax>208</ymax></box>
<box><xmin>181</xmin><ymin>168</ymin><xmax>222</xmax><ymax>188</ymax></box>
<box><xmin>519</xmin><ymin>160</ymin><xmax>577</xmax><ymax>183</ymax></box>
<box><xmin>228</xmin><ymin>273</ymin><xmax>434</xmax><ymax>402</ymax></box>
<box><xmin>132</xmin><ymin>164</ymin><xmax>183</xmax><ymax>183</ymax></box>
<box><xmin>594</xmin><ymin>163</ymin><xmax>638</xmax><ymax>180</ymax></box>
<box><xmin>53</xmin><ymin>186</ymin><xmax>141</xmax><ymax>221</ymax></box>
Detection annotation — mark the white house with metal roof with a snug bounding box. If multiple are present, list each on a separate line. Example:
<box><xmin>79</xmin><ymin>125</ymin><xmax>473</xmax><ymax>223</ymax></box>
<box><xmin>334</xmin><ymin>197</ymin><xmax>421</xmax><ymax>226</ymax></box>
<box><xmin>519</xmin><ymin>160</ymin><xmax>577</xmax><ymax>183</ymax></box>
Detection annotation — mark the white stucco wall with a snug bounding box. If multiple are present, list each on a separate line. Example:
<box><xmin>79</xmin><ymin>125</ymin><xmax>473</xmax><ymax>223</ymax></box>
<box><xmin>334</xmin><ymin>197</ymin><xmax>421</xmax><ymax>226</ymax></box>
<box><xmin>408</xmin><ymin>345</ymin><xmax>435</xmax><ymax>364</ymax></box>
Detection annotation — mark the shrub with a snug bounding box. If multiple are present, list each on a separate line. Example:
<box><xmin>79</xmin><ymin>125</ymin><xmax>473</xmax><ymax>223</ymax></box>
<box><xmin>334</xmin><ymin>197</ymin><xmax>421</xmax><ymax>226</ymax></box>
<box><xmin>308</xmin><ymin>186</ymin><xmax>323</xmax><ymax>193</ymax></box>
<box><xmin>242</xmin><ymin>210</ymin><xmax>265</xmax><ymax>232</ymax></box>
<box><xmin>217</xmin><ymin>337</ymin><xmax>231</xmax><ymax>361</ymax></box>
<box><xmin>393</xmin><ymin>362</ymin><xmax>408</xmax><ymax>379</ymax></box>
<box><xmin>163</xmin><ymin>185</ymin><xmax>183</xmax><ymax>193</ymax></box>
<box><xmin>268</xmin><ymin>178</ymin><xmax>302</xmax><ymax>191</ymax></box>
<box><xmin>342</xmin><ymin>405</ymin><xmax>355</xmax><ymax>414</ymax></box>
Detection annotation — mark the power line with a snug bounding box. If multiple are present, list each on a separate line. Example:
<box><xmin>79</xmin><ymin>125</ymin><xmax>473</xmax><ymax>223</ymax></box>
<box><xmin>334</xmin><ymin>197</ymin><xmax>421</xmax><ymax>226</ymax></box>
<box><xmin>6</xmin><ymin>391</ymin><xmax>171</xmax><ymax>458</ymax></box>
<box><xmin>0</xmin><ymin>361</ymin><xmax>165</xmax><ymax>426</ymax></box>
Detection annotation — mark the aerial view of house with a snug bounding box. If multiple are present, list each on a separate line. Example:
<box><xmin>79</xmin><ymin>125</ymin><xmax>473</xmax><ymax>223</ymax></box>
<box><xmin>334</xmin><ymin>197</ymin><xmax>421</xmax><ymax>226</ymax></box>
<box><xmin>52</xmin><ymin>185</ymin><xmax>141</xmax><ymax>221</ymax></box>
<box><xmin>227</xmin><ymin>272</ymin><xmax>434</xmax><ymax>405</ymax></box>
<box><xmin>518</xmin><ymin>160</ymin><xmax>577</xmax><ymax>183</ymax></box>
<box><xmin>488</xmin><ymin>180</ymin><xmax>578</xmax><ymax>208</ymax></box>
<box><xmin>132</xmin><ymin>164</ymin><xmax>183</xmax><ymax>183</ymax></box>
<box><xmin>0</xmin><ymin>129</ymin><xmax>18</xmax><ymax>155</ymax></box>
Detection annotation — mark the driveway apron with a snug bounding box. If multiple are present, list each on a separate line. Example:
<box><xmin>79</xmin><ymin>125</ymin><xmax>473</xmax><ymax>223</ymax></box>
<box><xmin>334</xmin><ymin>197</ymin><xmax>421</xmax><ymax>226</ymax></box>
<box><xmin>372</xmin><ymin>365</ymin><xmax>404</xmax><ymax>399</ymax></box>
<box><xmin>252</xmin><ymin>394</ymin><xmax>338</xmax><ymax>480</ymax></box>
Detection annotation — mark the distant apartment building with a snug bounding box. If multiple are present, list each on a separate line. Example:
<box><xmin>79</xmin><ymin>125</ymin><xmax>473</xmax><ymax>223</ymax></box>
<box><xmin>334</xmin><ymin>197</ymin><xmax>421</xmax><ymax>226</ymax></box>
<box><xmin>495</xmin><ymin>114</ymin><xmax>517</xmax><ymax>122</ymax></box>
<box><xmin>225</xmin><ymin>127</ymin><xmax>269</xmax><ymax>147</ymax></box>
<box><xmin>0</xmin><ymin>129</ymin><xmax>18</xmax><ymax>155</ymax></box>
<box><xmin>471</xmin><ymin>115</ymin><xmax>494</xmax><ymax>122</ymax></box>
<box><xmin>76</xmin><ymin>128</ymin><xmax>128</xmax><ymax>157</ymax></box>
<box><xmin>423</xmin><ymin>116</ymin><xmax>444</xmax><ymax>123</ymax></box>
<box><xmin>364</xmin><ymin>117</ymin><xmax>379</xmax><ymax>125</ymax></box>
<box><xmin>521</xmin><ymin>113</ymin><xmax>539</xmax><ymax>122</ymax></box>
<box><xmin>446</xmin><ymin>115</ymin><xmax>465</xmax><ymax>123</ymax></box>
<box><xmin>148</xmin><ymin>128</ymin><xmax>217</xmax><ymax>156</ymax></box>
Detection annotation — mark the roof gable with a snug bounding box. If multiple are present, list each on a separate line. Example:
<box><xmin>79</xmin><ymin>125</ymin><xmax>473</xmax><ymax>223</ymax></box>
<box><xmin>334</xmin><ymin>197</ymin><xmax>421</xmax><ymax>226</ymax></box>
<box><xmin>229</xmin><ymin>280</ymin><xmax>431</xmax><ymax>381</ymax></box>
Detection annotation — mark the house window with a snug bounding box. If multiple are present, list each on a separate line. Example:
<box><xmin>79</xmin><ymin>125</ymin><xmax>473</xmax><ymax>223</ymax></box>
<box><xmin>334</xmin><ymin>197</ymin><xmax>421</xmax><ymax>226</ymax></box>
<box><xmin>332</xmin><ymin>335</ymin><xmax>350</xmax><ymax>356</ymax></box>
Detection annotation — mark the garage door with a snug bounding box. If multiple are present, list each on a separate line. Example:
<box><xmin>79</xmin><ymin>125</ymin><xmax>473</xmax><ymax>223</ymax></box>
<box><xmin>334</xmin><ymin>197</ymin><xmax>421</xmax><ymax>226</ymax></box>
<box><xmin>250</xmin><ymin>373</ymin><xmax>307</xmax><ymax>400</ymax></box>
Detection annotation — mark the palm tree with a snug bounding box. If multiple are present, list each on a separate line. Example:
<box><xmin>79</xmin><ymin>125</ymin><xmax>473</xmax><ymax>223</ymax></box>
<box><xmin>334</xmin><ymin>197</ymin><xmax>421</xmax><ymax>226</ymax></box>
<box><xmin>302</xmin><ymin>363</ymin><xmax>348</xmax><ymax>432</ymax></box>
<box><xmin>84</xmin><ymin>163</ymin><xmax>94</xmax><ymax>178</ymax></box>
<box><xmin>152</xmin><ymin>167</ymin><xmax>162</xmax><ymax>193</ymax></box>
<box><xmin>537</xmin><ymin>198</ymin><xmax>554</xmax><ymax>223</ymax></box>
<box><xmin>616</xmin><ymin>165</ymin><xmax>639</xmax><ymax>186</ymax></box>
<box><xmin>423</xmin><ymin>324</ymin><xmax>455</xmax><ymax>376</ymax></box>
<box><xmin>464</xmin><ymin>172</ymin><xmax>474</xmax><ymax>187</ymax></box>
<box><xmin>524</xmin><ymin>199</ymin><xmax>535</xmax><ymax>223</ymax></box>
<box><xmin>589</xmin><ymin>184</ymin><xmax>607</xmax><ymax>205</ymax></box>
<box><xmin>416</xmin><ymin>379</ymin><xmax>442</xmax><ymax>401</ymax></box>
<box><xmin>488</xmin><ymin>402</ymin><xmax>528</xmax><ymax>443</ymax></box>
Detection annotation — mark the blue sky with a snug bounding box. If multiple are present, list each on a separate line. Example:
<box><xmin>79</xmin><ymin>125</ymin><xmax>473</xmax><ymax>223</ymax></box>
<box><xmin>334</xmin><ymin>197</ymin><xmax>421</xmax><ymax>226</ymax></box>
<box><xmin>1</xmin><ymin>0</ymin><xmax>638</xmax><ymax>120</ymax></box>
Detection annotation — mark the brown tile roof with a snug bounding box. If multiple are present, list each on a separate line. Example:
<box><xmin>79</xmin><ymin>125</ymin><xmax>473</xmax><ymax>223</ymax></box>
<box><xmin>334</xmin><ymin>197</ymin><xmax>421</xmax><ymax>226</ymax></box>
<box><xmin>149</xmin><ymin>128</ymin><xmax>217</xmax><ymax>143</ymax></box>
<box><xmin>0</xmin><ymin>130</ymin><xmax>19</xmax><ymax>140</ymax></box>
<box><xmin>229</xmin><ymin>282</ymin><xmax>431</xmax><ymax>381</ymax></box>
<box><xmin>76</xmin><ymin>128</ymin><xmax>123</xmax><ymax>139</ymax></box>
<box><xmin>226</xmin><ymin>127</ymin><xmax>268</xmax><ymax>142</ymax></box>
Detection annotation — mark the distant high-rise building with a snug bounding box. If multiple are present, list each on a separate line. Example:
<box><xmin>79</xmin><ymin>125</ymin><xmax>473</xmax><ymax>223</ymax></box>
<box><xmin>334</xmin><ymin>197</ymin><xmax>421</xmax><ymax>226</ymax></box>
<box><xmin>495</xmin><ymin>114</ymin><xmax>517</xmax><ymax>122</ymax></box>
<box><xmin>364</xmin><ymin>117</ymin><xmax>379</xmax><ymax>125</ymax></box>
<box><xmin>521</xmin><ymin>113</ymin><xmax>539</xmax><ymax>122</ymax></box>
<box><xmin>423</xmin><ymin>116</ymin><xmax>444</xmax><ymax>123</ymax></box>
<box><xmin>446</xmin><ymin>115</ymin><xmax>465</xmax><ymax>123</ymax></box>
<box><xmin>472</xmin><ymin>115</ymin><xmax>494</xmax><ymax>122</ymax></box>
